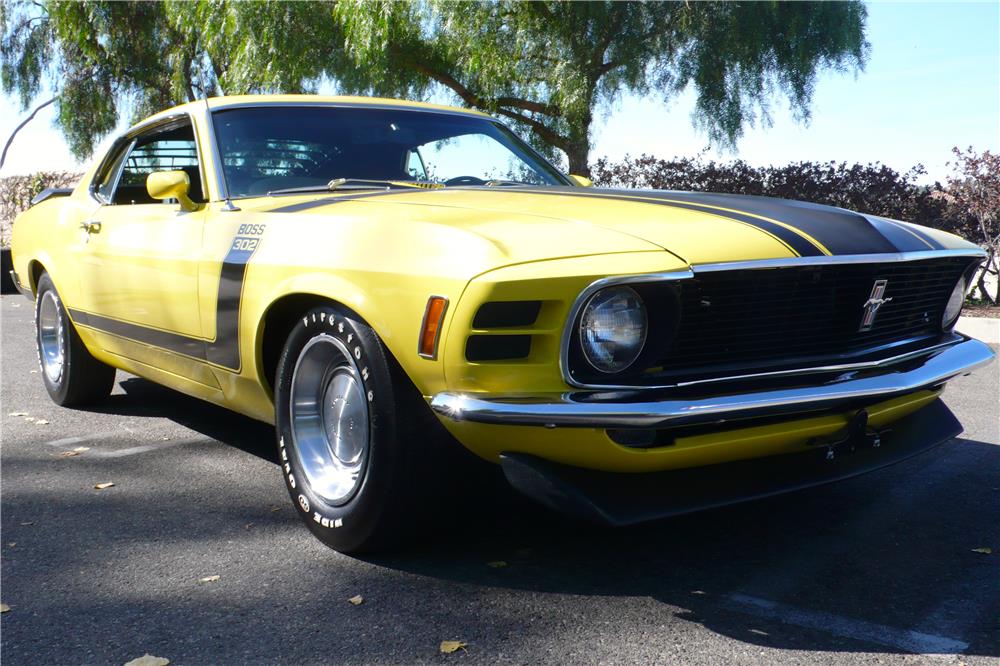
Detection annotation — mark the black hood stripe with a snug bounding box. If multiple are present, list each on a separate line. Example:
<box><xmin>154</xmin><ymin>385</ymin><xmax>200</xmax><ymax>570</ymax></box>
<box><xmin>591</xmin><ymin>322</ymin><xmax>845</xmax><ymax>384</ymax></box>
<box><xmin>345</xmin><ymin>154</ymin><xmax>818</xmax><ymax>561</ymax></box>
<box><xmin>865</xmin><ymin>215</ymin><xmax>943</xmax><ymax>252</ymax></box>
<box><xmin>265</xmin><ymin>185</ymin><xmax>940</xmax><ymax>256</ymax></box>
<box><xmin>266</xmin><ymin>189</ymin><xmax>412</xmax><ymax>213</ymax></box>
<box><xmin>511</xmin><ymin>189</ymin><xmax>826</xmax><ymax>257</ymax></box>
<box><xmin>513</xmin><ymin>187</ymin><xmax>920</xmax><ymax>256</ymax></box>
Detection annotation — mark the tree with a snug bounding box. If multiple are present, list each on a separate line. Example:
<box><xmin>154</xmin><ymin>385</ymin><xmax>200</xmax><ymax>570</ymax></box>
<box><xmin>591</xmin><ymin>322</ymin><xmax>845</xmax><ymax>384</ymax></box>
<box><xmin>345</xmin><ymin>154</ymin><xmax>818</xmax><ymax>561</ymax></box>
<box><xmin>3</xmin><ymin>1</ymin><xmax>868</xmax><ymax>173</ymax></box>
<box><xmin>332</xmin><ymin>1</ymin><xmax>869</xmax><ymax>174</ymax></box>
<box><xmin>1</xmin><ymin>0</ymin><xmax>213</xmax><ymax>159</ymax></box>
<box><xmin>946</xmin><ymin>148</ymin><xmax>1000</xmax><ymax>305</ymax></box>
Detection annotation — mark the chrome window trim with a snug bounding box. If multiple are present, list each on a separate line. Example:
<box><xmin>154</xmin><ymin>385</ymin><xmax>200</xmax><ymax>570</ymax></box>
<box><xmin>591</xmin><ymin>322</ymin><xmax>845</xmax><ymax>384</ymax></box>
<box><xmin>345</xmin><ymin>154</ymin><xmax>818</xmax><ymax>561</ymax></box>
<box><xmin>691</xmin><ymin>249</ymin><xmax>986</xmax><ymax>273</ymax></box>
<box><xmin>201</xmin><ymin>101</ymin><xmax>231</xmax><ymax>203</ymax></box>
<box><xmin>89</xmin><ymin>112</ymin><xmax>208</xmax><ymax>206</ymax></box>
<box><xmin>207</xmin><ymin>99</ymin><xmax>493</xmax><ymax>119</ymax></box>
<box><xmin>89</xmin><ymin>137</ymin><xmax>135</xmax><ymax>205</ymax></box>
<box><xmin>559</xmin><ymin>250</ymin><xmax>986</xmax><ymax>390</ymax></box>
<box><xmin>205</xmin><ymin>101</ymin><xmax>572</xmax><ymax>201</ymax></box>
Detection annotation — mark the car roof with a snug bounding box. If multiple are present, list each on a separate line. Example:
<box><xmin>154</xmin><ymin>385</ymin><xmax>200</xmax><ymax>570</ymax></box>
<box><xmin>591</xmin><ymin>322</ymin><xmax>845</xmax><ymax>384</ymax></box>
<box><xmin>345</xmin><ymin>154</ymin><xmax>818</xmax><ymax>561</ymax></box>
<box><xmin>138</xmin><ymin>94</ymin><xmax>491</xmax><ymax>127</ymax></box>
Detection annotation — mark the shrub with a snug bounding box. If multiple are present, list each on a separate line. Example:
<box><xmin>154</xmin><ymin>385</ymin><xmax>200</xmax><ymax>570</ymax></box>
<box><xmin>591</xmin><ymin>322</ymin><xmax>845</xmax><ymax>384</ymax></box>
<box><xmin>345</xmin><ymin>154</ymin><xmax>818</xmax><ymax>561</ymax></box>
<box><xmin>0</xmin><ymin>171</ymin><xmax>83</xmax><ymax>246</ymax></box>
<box><xmin>591</xmin><ymin>153</ymin><xmax>994</xmax><ymax>303</ymax></box>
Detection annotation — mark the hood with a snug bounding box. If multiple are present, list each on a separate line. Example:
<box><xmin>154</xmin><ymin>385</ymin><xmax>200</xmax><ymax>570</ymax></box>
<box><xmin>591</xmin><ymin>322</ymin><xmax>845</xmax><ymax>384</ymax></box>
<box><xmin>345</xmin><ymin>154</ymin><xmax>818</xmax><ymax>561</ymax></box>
<box><xmin>259</xmin><ymin>186</ymin><xmax>979</xmax><ymax>266</ymax></box>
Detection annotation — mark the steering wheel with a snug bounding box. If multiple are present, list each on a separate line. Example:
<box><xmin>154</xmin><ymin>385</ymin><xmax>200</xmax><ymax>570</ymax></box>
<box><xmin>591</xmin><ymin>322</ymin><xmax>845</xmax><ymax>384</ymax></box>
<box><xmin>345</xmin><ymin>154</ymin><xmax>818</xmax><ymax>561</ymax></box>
<box><xmin>443</xmin><ymin>175</ymin><xmax>487</xmax><ymax>186</ymax></box>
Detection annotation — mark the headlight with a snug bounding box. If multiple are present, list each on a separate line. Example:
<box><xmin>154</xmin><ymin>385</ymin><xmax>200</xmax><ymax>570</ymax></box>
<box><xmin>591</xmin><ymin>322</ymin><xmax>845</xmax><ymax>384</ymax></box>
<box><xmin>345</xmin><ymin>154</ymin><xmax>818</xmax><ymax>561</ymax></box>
<box><xmin>942</xmin><ymin>276</ymin><xmax>967</xmax><ymax>329</ymax></box>
<box><xmin>578</xmin><ymin>286</ymin><xmax>647</xmax><ymax>373</ymax></box>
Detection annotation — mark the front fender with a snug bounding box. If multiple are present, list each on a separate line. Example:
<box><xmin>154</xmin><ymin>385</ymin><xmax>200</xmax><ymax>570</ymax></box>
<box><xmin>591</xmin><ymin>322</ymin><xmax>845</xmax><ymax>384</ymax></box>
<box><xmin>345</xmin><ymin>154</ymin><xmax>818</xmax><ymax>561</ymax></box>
<box><xmin>245</xmin><ymin>268</ymin><xmax>469</xmax><ymax>399</ymax></box>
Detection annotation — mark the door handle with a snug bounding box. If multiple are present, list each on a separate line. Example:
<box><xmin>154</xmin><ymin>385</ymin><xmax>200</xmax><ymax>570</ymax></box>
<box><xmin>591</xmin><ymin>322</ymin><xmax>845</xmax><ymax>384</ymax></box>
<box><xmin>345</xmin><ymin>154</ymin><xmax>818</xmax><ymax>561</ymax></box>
<box><xmin>80</xmin><ymin>220</ymin><xmax>102</xmax><ymax>233</ymax></box>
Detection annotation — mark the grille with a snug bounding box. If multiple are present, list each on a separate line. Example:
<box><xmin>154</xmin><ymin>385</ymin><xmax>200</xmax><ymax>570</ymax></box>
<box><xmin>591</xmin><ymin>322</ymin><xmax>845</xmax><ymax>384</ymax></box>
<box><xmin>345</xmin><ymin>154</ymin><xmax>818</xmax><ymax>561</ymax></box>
<box><xmin>650</xmin><ymin>257</ymin><xmax>973</xmax><ymax>378</ymax></box>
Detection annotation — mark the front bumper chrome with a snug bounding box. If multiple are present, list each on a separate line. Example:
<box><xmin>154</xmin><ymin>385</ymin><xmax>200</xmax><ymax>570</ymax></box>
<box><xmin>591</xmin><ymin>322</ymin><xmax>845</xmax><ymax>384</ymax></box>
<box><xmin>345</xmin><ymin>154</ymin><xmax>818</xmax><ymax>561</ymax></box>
<box><xmin>431</xmin><ymin>337</ymin><xmax>995</xmax><ymax>428</ymax></box>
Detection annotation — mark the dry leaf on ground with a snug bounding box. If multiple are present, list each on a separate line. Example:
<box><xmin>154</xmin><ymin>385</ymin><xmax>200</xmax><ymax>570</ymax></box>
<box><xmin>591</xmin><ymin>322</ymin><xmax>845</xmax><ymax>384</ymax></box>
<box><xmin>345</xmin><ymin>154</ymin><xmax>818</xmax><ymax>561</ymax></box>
<box><xmin>347</xmin><ymin>595</ymin><xmax>364</xmax><ymax>605</ymax></box>
<box><xmin>198</xmin><ymin>575</ymin><xmax>221</xmax><ymax>583</ymax></box>
<box><xmin>123</xmin><ymin>655</ymin><xmax>170</xmax><ymax>666</ymax></box>
<box><xmin>0</xmin><ymin>603</ymin><xmax>10</xmax><ymax>613</ymax></box>
<box><xmin>56</xmin><ymin>447</ymin><xmax>89</xmax><ymax>458</ymax></box>
<box><xmin>94</xmin><ymin>482</ymin><xmax>115</xmax><ymax>490</ymax></box>
<box><xmin>440</xmin><ymin>641</ymin><xmax>467</xmax><ymax>654</ymax></box>
<box><xmin>971</xmin><ymin>547</ymin><xmax>993</xmax><ymax>554</ymax></box>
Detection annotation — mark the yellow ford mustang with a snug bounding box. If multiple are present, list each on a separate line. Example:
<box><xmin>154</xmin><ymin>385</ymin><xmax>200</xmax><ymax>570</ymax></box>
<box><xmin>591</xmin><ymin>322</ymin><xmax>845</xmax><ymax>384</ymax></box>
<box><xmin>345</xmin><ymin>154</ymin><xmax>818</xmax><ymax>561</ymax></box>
<box><xmin>9</xmin><ymin>95</ymin><xmax>995</xmax><ymax>552</ymax></box>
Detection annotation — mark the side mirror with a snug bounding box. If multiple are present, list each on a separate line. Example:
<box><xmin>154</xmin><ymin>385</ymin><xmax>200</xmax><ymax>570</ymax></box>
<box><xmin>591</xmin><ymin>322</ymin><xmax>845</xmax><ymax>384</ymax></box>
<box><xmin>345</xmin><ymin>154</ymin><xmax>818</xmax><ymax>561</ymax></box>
<box><xmin>147</xmin><ymin>170</ymin><xmax>197</xmax><ymax>211</ymax></box>
<box><xmin>567</xmin><ymin>174</ymin><xmax>593</xmax><ymax>187</ymax></box>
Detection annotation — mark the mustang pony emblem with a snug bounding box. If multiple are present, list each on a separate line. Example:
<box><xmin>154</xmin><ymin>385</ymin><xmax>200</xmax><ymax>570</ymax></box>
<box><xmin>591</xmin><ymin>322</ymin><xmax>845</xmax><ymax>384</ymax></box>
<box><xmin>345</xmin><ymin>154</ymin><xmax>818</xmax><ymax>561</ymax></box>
<box><xmin>860</xmin><ymin>279</ymin><xmax>893</xmax><ymax>331</ymax></box>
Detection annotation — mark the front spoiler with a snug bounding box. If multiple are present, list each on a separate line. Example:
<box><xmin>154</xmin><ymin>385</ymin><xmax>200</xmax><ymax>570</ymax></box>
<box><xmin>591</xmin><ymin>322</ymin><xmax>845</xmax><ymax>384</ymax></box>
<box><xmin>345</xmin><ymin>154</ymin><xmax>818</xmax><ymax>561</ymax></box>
<box><xmin>499</xmin><ymin>398</ymin><xmax>962</xmax><ymax>526</ymax></box>
<box><xmin>431</xmin><ymin>337</ymin><xmax>994</xmax><ymax>428</ymax></box>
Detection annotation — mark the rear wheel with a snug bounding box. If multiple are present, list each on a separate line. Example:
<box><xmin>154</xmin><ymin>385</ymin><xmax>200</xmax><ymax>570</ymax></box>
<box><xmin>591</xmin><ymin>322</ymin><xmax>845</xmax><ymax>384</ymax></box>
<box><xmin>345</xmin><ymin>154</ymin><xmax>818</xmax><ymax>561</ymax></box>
<box><xmin>34</xmin><ymin>273</ymin><xmax>116</xmax><ymax>406</ymax></box>
<box><xmin>274</xmin><ymin>304</ymin><xmax>460</xmax><ymax>553</ymax></box>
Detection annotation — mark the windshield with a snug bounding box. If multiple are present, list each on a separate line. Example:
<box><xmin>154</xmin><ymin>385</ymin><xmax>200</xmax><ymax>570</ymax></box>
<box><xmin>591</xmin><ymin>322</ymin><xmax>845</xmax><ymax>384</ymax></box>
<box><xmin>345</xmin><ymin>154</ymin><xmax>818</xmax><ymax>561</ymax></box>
<box><xmin>211</xmin><ymin>105</ymin><xmax>568</xmax><ymax>198</ymax></box>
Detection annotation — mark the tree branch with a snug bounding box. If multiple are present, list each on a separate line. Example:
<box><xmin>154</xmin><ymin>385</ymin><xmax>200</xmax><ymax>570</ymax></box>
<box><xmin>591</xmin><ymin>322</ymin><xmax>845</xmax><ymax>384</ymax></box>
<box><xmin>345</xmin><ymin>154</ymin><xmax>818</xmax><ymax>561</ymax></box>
<box><xmin>403</xmin><ymin>57</ymin><xmax>570</xmax><ymax>150</ymax></box>
<box><xmin>1</xmin><ymin>96</ymin><xmax>55</xmax><ymax>170</ymax></box>
<box><xmin>495</xmin><ymin>96</ymin><xmax>560</xmax><ymax>117</ymax></box>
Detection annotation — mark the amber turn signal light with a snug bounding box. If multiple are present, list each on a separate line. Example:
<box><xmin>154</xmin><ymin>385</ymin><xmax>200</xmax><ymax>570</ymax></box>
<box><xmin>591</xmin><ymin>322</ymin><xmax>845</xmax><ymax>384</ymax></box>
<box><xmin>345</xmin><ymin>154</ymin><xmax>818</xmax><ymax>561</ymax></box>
<box><xmin>418</xmin><ymin>296</ymin><xmax>449</xmax><ymax>359</ymax></box>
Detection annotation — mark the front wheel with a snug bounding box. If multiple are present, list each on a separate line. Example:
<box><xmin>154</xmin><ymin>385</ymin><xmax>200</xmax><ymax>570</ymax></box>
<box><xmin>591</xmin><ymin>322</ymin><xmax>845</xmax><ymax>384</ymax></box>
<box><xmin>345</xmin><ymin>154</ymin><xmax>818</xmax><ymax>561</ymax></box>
<box><xmin>34</xmin><ymin>272</ymin><xmax>116</xmax><ymax>406</ymax></box>
<box><xmin>274</xmin><ymin>305</ymin><xmax>452</xmax><ymax>553</ymax></box>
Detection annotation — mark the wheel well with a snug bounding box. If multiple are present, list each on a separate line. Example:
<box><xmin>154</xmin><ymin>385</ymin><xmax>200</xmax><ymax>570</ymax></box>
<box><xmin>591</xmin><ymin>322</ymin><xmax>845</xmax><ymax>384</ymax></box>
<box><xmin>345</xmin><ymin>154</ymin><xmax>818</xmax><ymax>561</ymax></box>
<box><xmin>28</xmin><ymin>260</ymin><xmax>45</xmax><ymax>293</ymax></box>
<box><xmin>259</xmin><ymin>294</ymin><xmax>338</xmax><ymax>395</ymax></box>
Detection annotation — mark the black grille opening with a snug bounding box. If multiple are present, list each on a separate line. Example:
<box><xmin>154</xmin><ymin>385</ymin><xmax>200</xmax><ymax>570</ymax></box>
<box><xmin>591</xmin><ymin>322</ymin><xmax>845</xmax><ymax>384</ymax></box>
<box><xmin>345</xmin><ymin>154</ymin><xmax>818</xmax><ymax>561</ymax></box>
<box><xmin>473</xmin><ymin>301</ymin><xmax>542</xmax><ymax>328</ymax></box>
<box><xmin>466</xmin><ymin>335</ymin><xmax>532</xmax><ymax>361</ymax></box>
<box><xmin>569</xmin><ymin>256</ymin><xmax>977</xmax><ymax>386</ymax></box>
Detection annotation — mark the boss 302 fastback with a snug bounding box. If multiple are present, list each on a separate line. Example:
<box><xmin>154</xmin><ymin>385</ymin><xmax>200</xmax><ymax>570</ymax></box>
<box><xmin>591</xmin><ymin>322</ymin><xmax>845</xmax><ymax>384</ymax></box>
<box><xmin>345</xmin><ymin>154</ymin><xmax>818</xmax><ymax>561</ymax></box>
<box><xmin>10</xmin><ymin>95</ymin><xmax>995</xmax><ymax>552</ymax></box>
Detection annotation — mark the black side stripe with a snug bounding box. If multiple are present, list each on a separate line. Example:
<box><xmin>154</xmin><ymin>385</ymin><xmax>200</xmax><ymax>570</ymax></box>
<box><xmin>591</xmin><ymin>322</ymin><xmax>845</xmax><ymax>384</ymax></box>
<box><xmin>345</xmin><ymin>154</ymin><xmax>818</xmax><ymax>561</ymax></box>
<box><xmin>69</xmin><ymin>231</ymin><xmax>262</xmax><ymax>372</ymax></box>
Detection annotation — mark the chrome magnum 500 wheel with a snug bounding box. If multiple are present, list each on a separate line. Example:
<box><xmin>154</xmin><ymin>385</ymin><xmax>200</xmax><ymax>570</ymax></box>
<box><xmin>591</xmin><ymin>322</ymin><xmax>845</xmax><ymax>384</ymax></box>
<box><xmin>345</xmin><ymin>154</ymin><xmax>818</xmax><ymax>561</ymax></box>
<box><xmin>289</xmin><ymin>333</ymin><xmax>370</xmax><ymax>506</ymax></box>
<box><xmin>34</xmin><ymin>272</ymin><xmax>116</xmax><ymax>406</ymax></box>
<box><xmin>274</xmin><ymin>304</ymin><xmax>450</xmax><ymax>553</ymax></box>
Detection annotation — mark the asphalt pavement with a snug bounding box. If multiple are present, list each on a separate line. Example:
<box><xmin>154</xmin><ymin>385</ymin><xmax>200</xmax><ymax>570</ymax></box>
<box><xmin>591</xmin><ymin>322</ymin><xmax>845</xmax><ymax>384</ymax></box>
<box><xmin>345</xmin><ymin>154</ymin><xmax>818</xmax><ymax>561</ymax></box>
<box><xmin>2</xmin><ymin>293</ymin><xmax>999</xmax><ymax>665</ymax></box>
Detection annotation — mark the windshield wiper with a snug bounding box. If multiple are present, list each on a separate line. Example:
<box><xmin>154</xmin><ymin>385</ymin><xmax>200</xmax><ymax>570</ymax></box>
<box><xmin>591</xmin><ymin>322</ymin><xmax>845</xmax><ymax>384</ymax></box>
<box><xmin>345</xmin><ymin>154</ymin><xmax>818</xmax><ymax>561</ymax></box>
<box><xmin>485</xmin><ymin>179</ymin><xmax>534</xmax><ymax>187</ymax></box>
<box><xmin>268</xmin><ymin>178</ymin><xmax>444</xmax><ymax>196</ymax></box>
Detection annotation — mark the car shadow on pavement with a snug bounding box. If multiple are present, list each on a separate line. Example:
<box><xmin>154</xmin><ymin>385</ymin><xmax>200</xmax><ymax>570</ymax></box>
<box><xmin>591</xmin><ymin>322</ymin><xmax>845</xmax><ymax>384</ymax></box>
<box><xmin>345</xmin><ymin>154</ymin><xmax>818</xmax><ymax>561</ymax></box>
<box><xmin>363</xmin><ymin>436</ymin><xmax>1000</xmax><ymax>659</ymax></box>
<box><xmin>59</xmin><ymin>375</ymin><xmax>1000</xmax><ymax>659</ymax></box>
<box><xmin>87</xmin><ymin>376</ymin><xmax>279</xmax><ymax>464</ymax></box>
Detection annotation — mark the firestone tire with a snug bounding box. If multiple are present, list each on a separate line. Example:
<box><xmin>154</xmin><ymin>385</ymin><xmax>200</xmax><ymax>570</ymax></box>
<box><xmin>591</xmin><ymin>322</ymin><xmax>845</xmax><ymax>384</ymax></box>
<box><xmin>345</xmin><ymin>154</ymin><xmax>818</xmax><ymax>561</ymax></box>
<box><xmin>273</xmin><ymin>304</ymin><xmax>456</xmax><ymax>554</ymax></box>
<box><xmin>34</xmin><ymin>272</ymin><xmax>116</xmax><ymax>406</ymax></box>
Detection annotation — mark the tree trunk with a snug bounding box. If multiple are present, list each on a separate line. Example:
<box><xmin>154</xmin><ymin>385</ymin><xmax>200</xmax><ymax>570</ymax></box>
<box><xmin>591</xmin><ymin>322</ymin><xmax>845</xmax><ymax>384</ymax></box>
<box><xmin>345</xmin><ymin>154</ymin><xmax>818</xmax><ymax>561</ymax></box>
<box><xmin>565</xmin><ymin>141</ymin><xmax>591</xmax><ymax>177</ymax></box>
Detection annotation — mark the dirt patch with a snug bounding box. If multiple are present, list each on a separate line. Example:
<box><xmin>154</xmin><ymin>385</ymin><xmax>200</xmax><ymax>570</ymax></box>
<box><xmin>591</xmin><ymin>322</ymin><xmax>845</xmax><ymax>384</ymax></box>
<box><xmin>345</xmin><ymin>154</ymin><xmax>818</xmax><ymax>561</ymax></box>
<box><xmin>963</xmin><ymin>305</ymin><xmax>1000</xmax><ymax>319</ymax></box>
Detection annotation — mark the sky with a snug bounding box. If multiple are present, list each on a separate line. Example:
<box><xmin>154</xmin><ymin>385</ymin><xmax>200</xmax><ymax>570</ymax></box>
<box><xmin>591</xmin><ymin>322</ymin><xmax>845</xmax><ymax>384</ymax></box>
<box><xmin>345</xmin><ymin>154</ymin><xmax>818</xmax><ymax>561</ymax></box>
<box><xmin>1</xmin><ymin>1</ymin><xmax>997</xmax><ymax>182</ymax></box>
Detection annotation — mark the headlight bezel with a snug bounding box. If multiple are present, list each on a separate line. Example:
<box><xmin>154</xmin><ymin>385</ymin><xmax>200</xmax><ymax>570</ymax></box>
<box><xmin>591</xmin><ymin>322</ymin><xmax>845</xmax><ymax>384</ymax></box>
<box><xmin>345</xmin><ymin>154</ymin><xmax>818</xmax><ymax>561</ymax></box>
<box><xmin>563</xmin><ymin>275</ymin><xmax>686</xmax><ymax>386</ymax></box>
<box><xmin>577</xmin><ymin>285</ymin><xmax>649</xmax><ymax>374</ymax></box>
<box><xmin>942</xmin><ymin>275</ymin><xmax>967</xmax><ymax>330</ymax></box>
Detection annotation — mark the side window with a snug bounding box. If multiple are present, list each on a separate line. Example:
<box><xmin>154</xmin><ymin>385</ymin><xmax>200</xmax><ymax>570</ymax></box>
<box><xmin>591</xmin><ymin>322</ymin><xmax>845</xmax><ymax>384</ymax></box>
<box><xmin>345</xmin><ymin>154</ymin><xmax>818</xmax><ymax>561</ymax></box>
<box><xmin>93</xmin><ymin>142</ymin><xmax>131</xmax><ymax>203</ymax></box>
<box><xmin>110</xmin><ymin>122</ymin><xmax>205</xmax><ymax>205</ymax></box>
